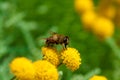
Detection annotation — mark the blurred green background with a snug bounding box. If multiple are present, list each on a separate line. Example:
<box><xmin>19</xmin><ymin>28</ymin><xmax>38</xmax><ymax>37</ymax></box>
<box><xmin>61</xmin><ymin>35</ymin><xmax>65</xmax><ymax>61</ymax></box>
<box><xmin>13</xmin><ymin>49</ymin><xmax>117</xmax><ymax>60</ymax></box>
<box><xmin>0</xmin><ymin>0</ymin><xmax>120</xmax><ymax>80</ymax></box>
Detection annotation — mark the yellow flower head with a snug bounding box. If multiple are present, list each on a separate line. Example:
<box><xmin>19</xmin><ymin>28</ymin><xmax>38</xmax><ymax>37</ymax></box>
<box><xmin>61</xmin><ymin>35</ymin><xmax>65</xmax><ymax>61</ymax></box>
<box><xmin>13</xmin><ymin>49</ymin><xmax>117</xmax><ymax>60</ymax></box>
<box><xmin>61</xmin><ymin>47</ymin><xmax>81</xmax><ymax>71</ymax></box>
<box><xmin>90</xmin><ymin>75</ymin><xmax>107</xmax><ymax>80</ymax></box>
<box><xmin>92</xmin><ymin>17</ymin><xmax>114</xmax><ymax>39</ymax></box>
<box><xmin>10</xmin><ymin>57</ymin><xmax>35</xmax><ymax>80</ymax></box>
<box><xmin>99</xmin><ymin>6</ymin><xmax>116</xmax><ymax>19</ymax></box>
<box><xmin>41</xmin><ymin>47</ymin><xmax>60</xmax><ymax>67</ymax></box>
<box><xmin>75</xmin><ymin>0</ymin><xmax>94</xmax><ymax>13</ymax></box>
<box><xmin>81</xmin><ymin>11</ymin><xmax>97</xmax><ymax>30</ymax></box>
<box><xmin>33</xmin><ymin>60</ymin><xmax>59</xmax><ymax>80</ymax></box>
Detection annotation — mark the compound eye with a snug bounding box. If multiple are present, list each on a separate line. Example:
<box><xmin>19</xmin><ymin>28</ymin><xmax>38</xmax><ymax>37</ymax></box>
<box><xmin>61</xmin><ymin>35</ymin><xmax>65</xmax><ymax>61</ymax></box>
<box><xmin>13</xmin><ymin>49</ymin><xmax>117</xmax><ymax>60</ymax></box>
<box><xmin>63</xmin><ymin>37</ymin><xmax>67</xmax><ymax>41</ymax></box>
<box><xmin>64</xmin><ymin>36</ymin><xmax>69</xmax><ymax>43</ymax></box>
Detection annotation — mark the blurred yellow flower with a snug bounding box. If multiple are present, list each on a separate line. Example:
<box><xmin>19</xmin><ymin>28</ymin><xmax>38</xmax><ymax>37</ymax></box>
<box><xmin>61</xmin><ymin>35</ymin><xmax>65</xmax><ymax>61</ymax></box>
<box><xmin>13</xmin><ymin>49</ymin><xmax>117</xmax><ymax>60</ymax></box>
<box><xmin>61</xmin><ymin>47</ymin><xmax>81</xmax><ymax>71</ymax></box>
<box><xmin>41</xmin><ymin>47</ymin><xmax>60</xmax><ymax>67</ymax></box>
<box><xmin>92</xmin><ymin>17</ymin><xmax>114</xmax><ymax>39</ymax></box>
<box><xmin>10</xmin><ymin>57</ymin><xmax>35</xmax><ymax>80</ymax></box>
<box><xmin>115</xmin><ymin>0</ymin><xmax>120</xmax><ymax>4</ymax></box>
<box><xmin>75</xmin><ymin>0</ymin><xmax>94</xmax><ymax>13</ymax></box>
<box><xmin>81</xmin><ymin>11</ymin><xmax>97</xmax><ymax>30</ymax></box>
<box><xmin>33</xmin><ymin>60</ymin><xmax>59</xmax><ymax>80</ymax></box>
<box><xmin>90</xmin><ymin>75</ymin><xmax>107</xmax><ymax>80</ymax></box>
<box><xmin>99</xmin><ymin>6</ymin><xmax>116</xmax><ymax>19</ymax></box>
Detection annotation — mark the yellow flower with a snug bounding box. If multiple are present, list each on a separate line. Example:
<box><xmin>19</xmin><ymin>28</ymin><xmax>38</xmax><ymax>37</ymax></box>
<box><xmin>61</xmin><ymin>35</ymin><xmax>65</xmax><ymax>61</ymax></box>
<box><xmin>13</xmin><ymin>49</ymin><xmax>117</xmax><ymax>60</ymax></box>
<box><xmin>99</xmin><ymin>6</ymin><xmax>116</xmax><ymax>19</ymax></box>
<box><xmin>75</xmin><ymin>0</ymin><xmax>94</xmax><ymax>13</ymax></box>
<box><xmin>92</xmin><ymin>17</ymin><xmax>114</xmax><ymax>39</ymax></box>
<box><xmin>10</xmin><ymin>57</ymin><xmax>35</xmax><ymax>80</ymax></box>
<box><xmin>81</xmin><ymin>11</ymin><xmax>97</xmax><ymax>30</ymax></box>
<box><xmin>41</xmin><ymin>47</ymin><xmax>60</xmax><ymax>67</ymax></box>
<box><xmin>61</xmin><ymin>47</ymin><xmax>81</xmax><ymax>71</ymax></box>
<box><xmin>115</xmin><ymin>0</ymin><xmax>120</xmax><ymax>4</ymax></box>
<box><xmin>90</xmin><ymin>75</ymin><xmax>107</xmax><ymax>80</ymax></box>
<box><xmin>33</xmin><ymin>60</ymin><xmax>59</xmax><ymax>80</ymax></box>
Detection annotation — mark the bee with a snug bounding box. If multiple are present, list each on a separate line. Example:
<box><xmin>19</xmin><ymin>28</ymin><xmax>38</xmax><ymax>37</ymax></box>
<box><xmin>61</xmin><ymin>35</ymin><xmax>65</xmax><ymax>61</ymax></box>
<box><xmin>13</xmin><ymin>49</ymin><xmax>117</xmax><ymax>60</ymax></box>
<box><xmin>45</xmin><ymin>32</ymin><xmax>69</xmax><ymax>49</ymax></box>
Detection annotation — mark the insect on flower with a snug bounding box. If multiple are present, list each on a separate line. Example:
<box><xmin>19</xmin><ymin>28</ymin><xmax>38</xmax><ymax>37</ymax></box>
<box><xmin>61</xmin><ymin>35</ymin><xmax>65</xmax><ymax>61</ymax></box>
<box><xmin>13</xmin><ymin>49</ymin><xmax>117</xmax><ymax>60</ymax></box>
<box><xmin>45</xmin><ymin>32</ymin><xmax>69</xmax><ymax>49</ymax></box>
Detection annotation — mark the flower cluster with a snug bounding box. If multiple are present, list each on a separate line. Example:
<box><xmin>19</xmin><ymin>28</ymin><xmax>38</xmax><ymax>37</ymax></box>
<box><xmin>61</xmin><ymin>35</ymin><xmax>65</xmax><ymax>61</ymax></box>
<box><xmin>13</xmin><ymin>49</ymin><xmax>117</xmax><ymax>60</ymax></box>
<box><xmin>10</xmin><ymin>46</ymin><xmax>81</xmax><ymax>80</ymax></box>
<box><xmin>10</xmin><ymin>57</ymin><xmax>35</xmax><ymax>80</ymax></box>
<box><xmin>10</xmin><ymin>57</ymin><xmax>58</xmax><ymax>80</ymax></box>
<box><xmin>41</xmin><ymin>47</ymin><xmax>81</xmax><ymax>71</ymax></box>
<box><xmin>74</xmin><ymin>0</ymin><xmax>120</xmax><ymax>39</ymax></box>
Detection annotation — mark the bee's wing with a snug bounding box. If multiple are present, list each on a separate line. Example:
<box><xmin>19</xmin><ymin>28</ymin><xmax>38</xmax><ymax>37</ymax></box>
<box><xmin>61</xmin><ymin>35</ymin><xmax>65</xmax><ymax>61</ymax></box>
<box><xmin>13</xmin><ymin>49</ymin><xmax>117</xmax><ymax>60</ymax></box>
<box><xmin>48</xmin><ymin>31</ymin><xmax>57</xmax><ymax>35</ymax></box>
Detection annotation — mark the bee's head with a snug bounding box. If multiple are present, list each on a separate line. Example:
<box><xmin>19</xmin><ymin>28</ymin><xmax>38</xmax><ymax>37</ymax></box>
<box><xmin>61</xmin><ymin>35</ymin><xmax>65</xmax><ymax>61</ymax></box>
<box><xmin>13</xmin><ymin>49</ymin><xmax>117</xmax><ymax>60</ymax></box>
<box><xmin>63</xmin><ymin>36</ymin><xmax>69</xmax><ymax>45</ymax></box>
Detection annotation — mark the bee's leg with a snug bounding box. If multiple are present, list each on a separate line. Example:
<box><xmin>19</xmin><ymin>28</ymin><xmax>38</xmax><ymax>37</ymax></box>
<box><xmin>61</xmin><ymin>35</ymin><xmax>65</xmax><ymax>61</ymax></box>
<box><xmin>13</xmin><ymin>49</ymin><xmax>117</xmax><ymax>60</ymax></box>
<box><xmin>50</xmin><ymin>44</ymin><xmax>54</xmax><ymax>47</ymax></box>
<box><xmin>46</xmin><ymin>44</ymin><xmax>49</xmax><ymax>47</ymax></box>
<box><xmin>64</xmin><ymin>44</ymin><xmax>67</xmax><ymax>49</ymax></box>
<box><xmin>61</xmin><ymin>43</ymin><xmax>64</xmax><ymax>49</ymax></box>
<box><xmin>45</xmin><ymin>40</ymin><xmax>49</xmax><ymax>47</ymax></box>
<box><xmin>46</xmin><ymin>44</ymin><xmax>54</xmax><ymax>48</ymax></box>
<box><xmin>46</xmin><ymin>43</ymin><xmax>51</xmax><ymax>47</ymax></box>
<box><xmin>61</xmin><ymin>43</ymin><xmax>66</xmax><ymax>50</ymax></box>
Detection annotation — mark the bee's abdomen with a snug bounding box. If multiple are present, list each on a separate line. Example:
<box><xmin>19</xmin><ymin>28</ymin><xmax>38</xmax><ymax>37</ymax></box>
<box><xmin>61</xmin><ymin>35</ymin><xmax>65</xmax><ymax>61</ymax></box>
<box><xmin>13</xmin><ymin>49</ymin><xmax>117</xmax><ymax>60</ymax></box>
<box><xmin>46</xmin><ymin>38</ymin><xmax>56</xmax><ymax>44</ymax></box>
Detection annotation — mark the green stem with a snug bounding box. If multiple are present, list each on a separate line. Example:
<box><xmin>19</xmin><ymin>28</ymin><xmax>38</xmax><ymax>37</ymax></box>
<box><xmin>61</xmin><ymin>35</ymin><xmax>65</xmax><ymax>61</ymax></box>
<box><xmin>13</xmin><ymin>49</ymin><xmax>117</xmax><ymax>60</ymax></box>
<box><xmin>105</xmin><ymin>37</ymin><xmax>120</xmax><ymax>59</ymax></box>
<box><xmin>105</xmin><ymin>37</ymin><xmax>120</xmax><ymax>80</ymax></box>
<box><xmin>0</xmin><ymin>14</ymin><xmax>7</xmax><ymax>58</ymax></box>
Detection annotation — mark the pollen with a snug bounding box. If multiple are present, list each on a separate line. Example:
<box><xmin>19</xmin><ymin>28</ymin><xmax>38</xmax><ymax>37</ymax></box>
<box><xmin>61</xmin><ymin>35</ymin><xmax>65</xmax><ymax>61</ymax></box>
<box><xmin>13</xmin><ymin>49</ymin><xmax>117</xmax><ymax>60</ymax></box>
<box><xmin>41</xmin><ymin>47</ymin><xmax>60</xmax><ymax>67</ymax></box>
<box><xmin>33</xmin><ymin>60</ymin><xmax>59</xmax><ymax>80</ymax></box>
<box><xmin>9</xmin><ymin>57</ymin><xmax>35</xmax><ymax>80</ymax></box>
<box><xmin>61</xmin><ymin>47</ymin><xmax>81</xmax><ymax>71</ymax></box>
<box><xmin>89</xmin><ymin>75</ymin><xmax>107</xmax><ymax>80</ymax></box>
